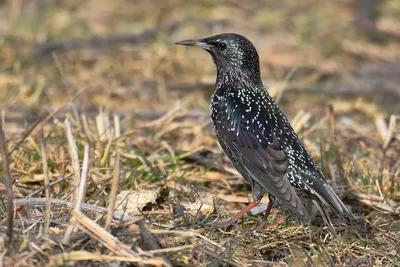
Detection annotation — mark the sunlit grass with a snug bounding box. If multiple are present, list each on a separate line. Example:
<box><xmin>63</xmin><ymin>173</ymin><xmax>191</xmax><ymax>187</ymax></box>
<box><xmin>0</xmin><ymin>0</ymin><xmax>399</xmax><ymax>266</ymax></box>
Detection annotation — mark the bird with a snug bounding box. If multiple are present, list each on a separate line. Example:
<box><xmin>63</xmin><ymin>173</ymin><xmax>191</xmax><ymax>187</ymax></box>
<box><xmin>175</xmin><ymin>33</ymin><xmax>352</xmax><ymax>230</ymax></box>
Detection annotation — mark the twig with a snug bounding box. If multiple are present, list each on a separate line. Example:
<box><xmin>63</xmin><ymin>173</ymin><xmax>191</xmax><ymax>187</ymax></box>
<box><xmin>64</xmin><ymin>117</ymin><xmax>81</xmax><ymax>204</ymax></box>
<box><xmin>136</xmin><ymin>104</ymin><xmax>182</xmax><ymax>128</ymax></box>
<box><xmin>0</xmin><ymin>119</ymin><xmax>13</xmax><ymax>247</ymax></box>
<box><xmin>63</xmin><ymin>143</ymin><xmax>90</xmax><ymax>244</ymax></box>
<box><xmin>113</xmin><ymin>113</ymin><xmax>121</xmax><ymax>138</ymax></box>
<box><xmin>72</xmin><ymin>210</ymin><xmax>140</xmax><ymax>258</ymax></box>
<box><xmin>76</xmin><ymin>143</ymin><xmax>90</xmax><ymax>210</ymax></box>
<box><xmin>12</xmin><ymin>198</ymin><xmax>136</xmax><ymax>221</ymax></box>
<box><xmin>96</xmin><ymin>108</ymin><xmax>111</xmax><ymax>142</ymax></box>
<box><xmin>138</xmin><ymin>245</ymin><xmax>194</xmax><ymax>256</ymax></box>
<box><xmin>375</xmin><ymin>115</ymin><xmax>388</xmax><ymax>143</ymax></box>
<box><xmin>47</xmin><ymin>251</ymin><xmax>167</xmax><ymax>267</ymax></box>
<box><xmin>383</xmin><ymin>115</ymin><xmax>400</xmax><ymax>152</ymax></box>
<box><xmin>81</xmin><ymin>114</ymin><xmax>94</xmax><ymax>141</ymax></box>
<box><xmin>39</xmin><ymin>130</ymin><xmax>51</xmax><ymax>234</ymax></box>
<box><xmin>347</xmin><ymin>191</ymin><xmax>400</xmax><ymax>214</ymax></box>
<box><xmin>100</xmin><ymin>133</ymin><xmax>113</xmax><ymax>166</ymax></box>
<box><xmin>129</xmin><ymin>228</ymin><xmax>224</xmax><ymax>250</ymax></box>
<box><xmin>105</xmin><ymin>152</ymin><xmax>120</xmax><ymax>231</ymax></box>
<box><xmin>138</xmin><ymin>221</ymin><xmax>173</xmax><ymax>266</ymax></box>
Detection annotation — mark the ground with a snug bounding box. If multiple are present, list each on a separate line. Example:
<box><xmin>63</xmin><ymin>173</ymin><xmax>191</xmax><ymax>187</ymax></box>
<box><xmin>0</xmin><ymin>0</ymin><xmax>399</xmax><ymax>266</ymax></box>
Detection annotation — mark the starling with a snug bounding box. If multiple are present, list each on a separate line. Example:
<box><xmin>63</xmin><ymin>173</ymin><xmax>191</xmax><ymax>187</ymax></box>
<box><xmin>175</xmin><ymin>33</ymin><xmax>351</xmax><ymax>229</ymax></box>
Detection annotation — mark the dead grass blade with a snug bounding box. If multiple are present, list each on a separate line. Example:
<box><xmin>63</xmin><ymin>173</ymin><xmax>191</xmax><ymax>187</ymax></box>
<box><xmin>12</xmin><ymin>197</ymin><xmax>137</xmax><ymax>221</ymax></box>
<box><xmin>348</xmin><ymin>191</ymin><xmax>400</xmax><ymax>214</ymax></box>
<box><xmin>64</xmin><ymin>117</ymin><xmax>81</xmax><ymax>204</ymax></box>
<box><xmin>113</xmin><ymin>113</ymin><xmax>121</xmax><ymax>138</ymax></box>
<box><xmin>76</xmin><ymin>143</ymin><xmax>90</xmax><ymax>210</ymax></box>
<box><xmin>8</xmin><ymin>112</ymin><xmax>48</xmax><ymax>157</ymax></box>
<box><xmin>63</xmin><ymin>142</ymin><xmax>90</xmax><ymax>244</ymax></box>
<box><xmin>147</xmin><ymin>229</ymin><xmax>224</xmax><ymax>249</ymax></box>
<box><xmin>47</xmin><ymin>250</ymin><xmax>168</xmax><ymax>267</ymax></box>
<box><xmin>1</xmin><ymin>2</ymin><xmax>400</xmax><ymax>265</ymax></box>
<box><xmin>39</xmin><ymin>130</ymin><xmax>51</xmax><ymax>234</ymax></box>
<box><xmin>383</xmin><ymin>115</ymin><xmax>400</xmax><ymax>152</ymax></box>
<box><xmin>72</xmin><ymin>211</ymin><xmax>141</xmax><ymax>258</ymax></box>
<box><xmin>105</xmin><ymin>152</ymin><xmax>120</xmax><ymax>231</ymax></box>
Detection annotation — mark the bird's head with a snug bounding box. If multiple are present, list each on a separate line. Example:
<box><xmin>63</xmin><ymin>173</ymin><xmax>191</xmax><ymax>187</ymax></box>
<box><xmin>175</xmin><ymin>33</ymin><xmax>261</xmax><ymax>83</ymax></box>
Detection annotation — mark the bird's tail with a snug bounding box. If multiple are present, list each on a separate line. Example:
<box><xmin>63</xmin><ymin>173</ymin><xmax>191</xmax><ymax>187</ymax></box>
<box><xmin>321</xmin><ymin>183</ymin><xmax>353</xmax><ymax>217</ymax></box>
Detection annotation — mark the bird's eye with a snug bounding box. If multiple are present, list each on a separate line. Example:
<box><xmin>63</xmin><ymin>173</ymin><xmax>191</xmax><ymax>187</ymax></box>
<box><xmin>218</xmin><ymin>42</ymin><xmax>227</xmax><ymax>50</ymax></box>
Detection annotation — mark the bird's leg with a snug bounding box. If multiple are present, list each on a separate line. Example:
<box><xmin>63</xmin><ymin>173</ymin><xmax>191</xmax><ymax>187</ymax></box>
<box><xmin>254</xmin><ymin>196</ymin><xmax>275</xmax><ymax>231</ymax></box>
<box><xmin>213</xmin><ymin>182</ymin><xmax>263</xmax><ymax>230</ymax></box>
<box><xmin>213</xmin><ymin>200</ymin><xmax>261</xmax><ymax>229</ymax></box>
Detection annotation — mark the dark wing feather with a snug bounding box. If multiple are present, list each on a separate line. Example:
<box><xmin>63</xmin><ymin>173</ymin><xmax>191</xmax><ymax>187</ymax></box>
<box><xmin>212</xmin><ymin>95</ymin><xmax>310</xmax><ymax>221</ymax></box>
<box><xmin>212</xmin><ymin>82</ymin><xmax>351</xmax><ymax>221</ymax></box>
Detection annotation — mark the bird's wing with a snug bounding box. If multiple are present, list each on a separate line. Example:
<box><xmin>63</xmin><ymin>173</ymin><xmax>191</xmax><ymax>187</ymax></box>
<box><xmin>213</xmin><ymin>97</ymin><xmax>310</xmax><ymax>221</ymax></box>
<box><xmin>225</xmin><ymin>84</ymin><xmax>350</xmax><ymax>217</ymax></box>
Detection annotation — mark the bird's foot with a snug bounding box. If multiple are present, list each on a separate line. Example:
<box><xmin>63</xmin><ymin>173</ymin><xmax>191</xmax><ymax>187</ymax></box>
<box><xmin>210</xmin><ymin>200</ymin><xmax>262</xmax><ymax>233</ymax></box>
<box><xmin>249</xmin><ymin>197</ymin><xmax>275</xmax><ymax>232</ymax></box>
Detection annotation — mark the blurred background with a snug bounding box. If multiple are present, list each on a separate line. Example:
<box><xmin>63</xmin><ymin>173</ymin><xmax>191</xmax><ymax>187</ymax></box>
<box><xmin>1</xmin><ymin>0</ymin><xmax>399</xmax><ymax>117</ymax></box>
<box><xmin>0</xmin><ymin>1</ymin><xmax>400</xmax><ymax>265</ymax></box>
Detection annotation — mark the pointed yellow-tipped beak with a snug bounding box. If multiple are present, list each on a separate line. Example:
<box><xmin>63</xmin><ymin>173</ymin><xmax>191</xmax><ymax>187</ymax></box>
<box><xmin>174</xmin><ymin>39</ymin><xmax>212</xmax><ymax>50</ymax></box>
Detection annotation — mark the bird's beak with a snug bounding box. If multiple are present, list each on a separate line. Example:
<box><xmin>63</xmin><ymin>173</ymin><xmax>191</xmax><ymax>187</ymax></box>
<box><xmin>174</xmin><ymin>39</ymin><xmax>212</xmax><ymax>50</ymax></box>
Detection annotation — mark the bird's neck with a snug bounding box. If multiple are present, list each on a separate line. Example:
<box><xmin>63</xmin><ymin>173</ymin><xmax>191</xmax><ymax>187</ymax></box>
<box><xmin>215</xmin><ymin>67</ymin><xmax>262</xmax><ymax>90</ymax></box>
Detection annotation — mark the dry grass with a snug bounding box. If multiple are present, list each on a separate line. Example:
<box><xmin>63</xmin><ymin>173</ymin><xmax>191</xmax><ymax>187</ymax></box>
<box><xmin>0</xmin><ymin>0</ymin><xmax>400</xmax><ymax>266</ymax></box>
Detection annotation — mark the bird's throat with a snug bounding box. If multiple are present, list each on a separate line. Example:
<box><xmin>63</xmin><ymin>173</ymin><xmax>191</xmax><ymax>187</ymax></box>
<box><xmin>216</xmin><ymin>67</ymin><xmax>261</xmax><ymax>90</ymax></box>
